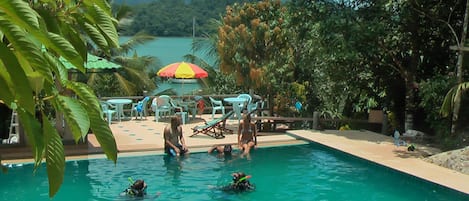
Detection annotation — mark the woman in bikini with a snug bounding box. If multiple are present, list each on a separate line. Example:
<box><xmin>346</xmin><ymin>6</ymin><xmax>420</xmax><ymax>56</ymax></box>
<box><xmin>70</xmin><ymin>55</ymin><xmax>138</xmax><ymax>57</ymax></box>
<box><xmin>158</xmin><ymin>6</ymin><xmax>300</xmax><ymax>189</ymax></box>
<box><xmin>237</xmin><ymin>114</ymin><xmax>257</xmax><ymax>155</ymax></box>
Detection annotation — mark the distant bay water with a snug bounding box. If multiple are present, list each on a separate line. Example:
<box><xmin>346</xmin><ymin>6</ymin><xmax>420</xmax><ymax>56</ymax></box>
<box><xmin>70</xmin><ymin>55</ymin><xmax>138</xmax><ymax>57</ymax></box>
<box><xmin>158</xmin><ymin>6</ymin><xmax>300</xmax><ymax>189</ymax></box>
<box><xmin>119</xmin><ymin>37</ymin><xmax>214</xmax><ymax>96</ymax></box>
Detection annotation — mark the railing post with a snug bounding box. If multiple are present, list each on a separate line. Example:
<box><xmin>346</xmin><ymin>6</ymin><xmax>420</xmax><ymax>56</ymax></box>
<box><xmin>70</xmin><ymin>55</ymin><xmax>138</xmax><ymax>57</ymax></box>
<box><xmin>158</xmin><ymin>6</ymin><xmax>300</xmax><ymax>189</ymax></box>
<box><xmin>312</xmin><ymin>111</ymin><xmax>319</xmax><ymax>130</ymax></box>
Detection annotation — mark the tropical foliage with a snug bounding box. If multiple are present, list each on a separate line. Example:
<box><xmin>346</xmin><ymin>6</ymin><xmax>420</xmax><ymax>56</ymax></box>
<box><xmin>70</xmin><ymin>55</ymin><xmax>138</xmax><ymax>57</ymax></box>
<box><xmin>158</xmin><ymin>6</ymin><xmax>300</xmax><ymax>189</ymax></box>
<box><xmin>88</xmin><ymin>32</ymin><xmax>158</xmax><ymax>97</ymax></box>
<box><xmin>86</xmin><ymin>4</ymin><xmax>158</xmax><ymax>97</ymax></box>
<box><xmin>0</xmin><ymin>0</ymin><xmax>118</xmax><ymax>197</ymax></box>
<box><xmin>213</xmin><ymin>0</ymin><xmax>469</xmax><ymax>146</ymax></box>
<box><xmin>218</xmin><ymin>0</ymin><xmax>294</xmax><ymax>113</ymax></box>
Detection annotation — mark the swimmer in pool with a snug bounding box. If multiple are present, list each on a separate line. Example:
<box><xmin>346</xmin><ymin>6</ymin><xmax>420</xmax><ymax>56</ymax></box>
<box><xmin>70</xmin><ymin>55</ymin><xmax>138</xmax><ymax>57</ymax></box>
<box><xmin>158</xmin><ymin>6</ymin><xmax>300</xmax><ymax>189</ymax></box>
<box><xmin>208</xmin><ymin>144</ymin><xmax>233</xmax><ymax>155</ymax></box>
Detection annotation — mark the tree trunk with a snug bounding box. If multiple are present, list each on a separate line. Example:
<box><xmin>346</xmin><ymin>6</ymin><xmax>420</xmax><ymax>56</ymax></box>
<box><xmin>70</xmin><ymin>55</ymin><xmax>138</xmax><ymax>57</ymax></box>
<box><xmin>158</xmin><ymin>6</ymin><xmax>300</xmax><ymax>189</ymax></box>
<box><xmin>404</xmin><ymin>76</ymin><xmax>415</xmax><ymax>131</ymax></box>
<box><xmin>404</xmin><ymin>1</ymin><xmax>420</xmax><ymax>132</ymax></box>
<box><xmin>451</xmin><ymin>0</ymin><xmax>469</xmax><ymax>134</ymax></box>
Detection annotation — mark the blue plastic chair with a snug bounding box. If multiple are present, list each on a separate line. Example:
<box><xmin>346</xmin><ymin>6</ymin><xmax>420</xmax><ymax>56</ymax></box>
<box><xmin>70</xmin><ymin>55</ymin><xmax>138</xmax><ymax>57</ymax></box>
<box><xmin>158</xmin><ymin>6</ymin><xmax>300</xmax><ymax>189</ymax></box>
<box><xmin>237</xmin><ymin>94</ymin><xmax>252</xmax><ymax>111</ymax></box>
<box><xmin>131</xmin><ymin>96</ymin><xmax>150</xmax><ymax>120</ymax></box>
<box><xmin>393</xmin><ymin>130</ymin><xmax>407</xmax><ymax>147</ymax></box>
<box><xmin>209</xmin><ymin>97</ymin><xmax>225</xmax><ymax>119</ymax></box>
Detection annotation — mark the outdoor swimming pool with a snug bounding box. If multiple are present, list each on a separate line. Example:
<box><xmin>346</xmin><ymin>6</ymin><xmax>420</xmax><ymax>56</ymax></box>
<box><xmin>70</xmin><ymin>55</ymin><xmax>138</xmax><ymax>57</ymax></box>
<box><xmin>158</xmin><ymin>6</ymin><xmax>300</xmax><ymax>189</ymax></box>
<box><xmin>1</xmin><ymin>143</ymin><xmax>468</xmax><ymax>201</ymax></box>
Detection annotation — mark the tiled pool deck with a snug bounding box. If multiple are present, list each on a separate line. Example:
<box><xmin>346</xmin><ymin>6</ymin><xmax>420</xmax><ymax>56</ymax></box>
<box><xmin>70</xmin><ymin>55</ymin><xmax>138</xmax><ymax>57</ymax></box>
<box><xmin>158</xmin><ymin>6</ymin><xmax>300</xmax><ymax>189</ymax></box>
<box><xmin>2</xmin><ymin>114</ymin><xmax>469</xmax><ymax>195</ymax></box>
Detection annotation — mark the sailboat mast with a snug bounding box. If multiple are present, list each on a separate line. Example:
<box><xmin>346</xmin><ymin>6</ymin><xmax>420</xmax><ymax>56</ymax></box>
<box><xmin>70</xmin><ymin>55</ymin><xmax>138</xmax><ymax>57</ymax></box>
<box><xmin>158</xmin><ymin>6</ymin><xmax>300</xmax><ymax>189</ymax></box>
<box><xmin>192</xmin><ymin>17</ymin><xmax>195</xmax><ymax>39</ymax></box>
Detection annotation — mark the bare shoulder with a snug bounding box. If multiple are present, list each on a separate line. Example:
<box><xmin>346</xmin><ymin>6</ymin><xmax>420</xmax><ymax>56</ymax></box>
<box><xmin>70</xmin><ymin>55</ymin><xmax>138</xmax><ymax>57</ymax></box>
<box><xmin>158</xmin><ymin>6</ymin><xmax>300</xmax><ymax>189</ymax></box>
<box><xmin>163</xmin><ymin>126</ymin><xmax>170</xmax><ymax>136</ymax></box>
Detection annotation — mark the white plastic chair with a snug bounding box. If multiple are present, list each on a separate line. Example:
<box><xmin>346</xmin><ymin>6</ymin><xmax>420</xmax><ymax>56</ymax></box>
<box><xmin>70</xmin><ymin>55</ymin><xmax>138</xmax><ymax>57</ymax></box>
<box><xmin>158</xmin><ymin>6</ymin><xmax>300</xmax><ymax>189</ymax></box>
<box><xmin>100</xmin><ymin>101</ymin><xmax>116</xmax><ymax>125</ymax></box>
<box><xmin>209</xmin><ymin>97</ymin><xmax>225</xmax><ymax>119</ymax></box>
<box><xmin>151</xmin><ymin>95</ymin><xmax>173</xmax><ymax>122</ymax></box>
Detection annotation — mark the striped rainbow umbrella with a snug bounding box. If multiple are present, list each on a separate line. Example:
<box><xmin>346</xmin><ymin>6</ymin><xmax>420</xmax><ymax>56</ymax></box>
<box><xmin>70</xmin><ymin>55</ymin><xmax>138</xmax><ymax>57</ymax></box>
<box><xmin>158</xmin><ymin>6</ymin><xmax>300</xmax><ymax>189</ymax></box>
<box><xmin>157</xmin><ymin>62</ymin><xmax>208</xmax><ymax>79</ymax></box>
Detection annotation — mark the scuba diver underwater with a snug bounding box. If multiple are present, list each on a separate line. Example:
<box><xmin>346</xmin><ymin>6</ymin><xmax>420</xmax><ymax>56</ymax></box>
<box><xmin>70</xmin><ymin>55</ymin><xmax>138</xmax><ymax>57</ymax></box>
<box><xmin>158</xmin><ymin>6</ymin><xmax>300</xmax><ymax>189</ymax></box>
<box><xmin>222</xmin><ymin>172</ymin><xmax>255</xmax><ymax>192</ymax></box>
<box><xmin>121</xmin><ymin>179</ymin><xmax>147</xmax><ymax>197</ymax></box>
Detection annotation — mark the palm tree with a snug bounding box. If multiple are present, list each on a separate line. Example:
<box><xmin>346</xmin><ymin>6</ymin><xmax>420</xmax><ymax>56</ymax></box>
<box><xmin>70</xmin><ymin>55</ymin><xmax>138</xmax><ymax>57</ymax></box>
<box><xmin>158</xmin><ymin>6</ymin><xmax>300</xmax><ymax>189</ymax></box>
<box><xmin>86</xmin><ymin>4</ymin><xmax>159</xmax><ymax>96</ymax></box>
<box><xmin>88</xmin><ymin>32</ymin><xmax>159</xmax><ymax>96</ymax></box>
<box><xmin>441</xmin><ymin>82</ymin><xmax>469</xmax><ymax>121</ymax></box>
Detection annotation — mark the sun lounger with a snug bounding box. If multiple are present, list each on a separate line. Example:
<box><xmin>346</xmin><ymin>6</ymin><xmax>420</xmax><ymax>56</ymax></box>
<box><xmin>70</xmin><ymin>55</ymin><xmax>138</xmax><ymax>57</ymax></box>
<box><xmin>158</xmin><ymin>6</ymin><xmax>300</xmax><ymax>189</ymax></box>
<box><xmin>191</xmin><ymin>111</ymin><xmax>234</xmax><ymax>139</ymax></box>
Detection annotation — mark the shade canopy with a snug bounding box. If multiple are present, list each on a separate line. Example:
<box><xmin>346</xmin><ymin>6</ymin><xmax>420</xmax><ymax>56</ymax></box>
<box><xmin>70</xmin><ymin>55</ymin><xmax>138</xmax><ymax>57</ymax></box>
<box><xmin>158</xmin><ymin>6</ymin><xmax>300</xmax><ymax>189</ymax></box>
<box><xmin>60</xmin><ymin>53</ymin><xmax>121</xmax><ymax>70</ymax></box>
<box><xmin>157</xmin><ymin>62</ymin><xmax>208</xmax><ymax>79</ymax></box>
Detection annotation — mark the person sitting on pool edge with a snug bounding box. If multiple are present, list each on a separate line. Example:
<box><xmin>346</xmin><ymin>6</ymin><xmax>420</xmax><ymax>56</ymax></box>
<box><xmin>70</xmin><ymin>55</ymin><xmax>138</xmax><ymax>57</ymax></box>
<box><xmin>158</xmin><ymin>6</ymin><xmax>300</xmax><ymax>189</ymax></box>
<box><xmin>208</xmin><ymin>144</ymin><xmax>233</xmax><ymax>155</ymax></box>
<box><xmin>164</xmin><ymin>116</ymin><xmax>189</xmax><ymax>156</ymax></box>
<box><xmin>222</xmin><ymin>172</ymin><xmax>255</xmax><ymax>192</ymax></box>
<box><xmin>237</xmin><ymin>114</ymin><xmax>257</xmax><ymax>155</ymax></box>
<box><xmin>122</xmin><ymin>179</ymin><xmax>147</xmax><ymax>197</ymax></box>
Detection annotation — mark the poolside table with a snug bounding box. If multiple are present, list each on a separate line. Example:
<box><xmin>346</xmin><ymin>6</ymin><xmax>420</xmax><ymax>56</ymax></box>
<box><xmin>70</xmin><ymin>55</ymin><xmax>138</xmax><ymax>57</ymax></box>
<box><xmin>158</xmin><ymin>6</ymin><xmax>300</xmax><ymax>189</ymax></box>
<box><xmin>223</xmin><ymin>97</ymin><xmax>247</xmax><ymax>121</ymax></box>
<box><xmin>107</xmin><ymin>99</ymin><xmax>132</xmax><ymax>121</ymax></box>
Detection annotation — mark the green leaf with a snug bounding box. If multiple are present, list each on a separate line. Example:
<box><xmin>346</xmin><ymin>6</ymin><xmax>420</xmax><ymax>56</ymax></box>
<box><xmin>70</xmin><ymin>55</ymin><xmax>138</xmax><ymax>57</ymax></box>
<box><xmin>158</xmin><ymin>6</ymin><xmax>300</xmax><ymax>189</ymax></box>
<box><xmin>0</xmin><ymin>41</ymin><xmax>35</xmax><ymax>114</ymax></box>
<box><xmin>0</xmin><ymin>0</ymin><xmax>40</xmax><ymax>29</ymax></box>
<box><xmin>60</xmin><ymin>24</ymin><xmax>88</xmax><ymax>60</ymax></box>
<box><xmin>0</xmin><ymin>1</ymin><xmax>85</xmax><ymax>71</ymax></box>
<box><xmin>0</xmin><ymin>17</ymin><xmax>54</xmax><ymax>84</ymax></box>
<box><xmin>26</xmin><ymin>71</ymin><xmax>45</xmax><ymax>94</ymax></box>
<box><xmin>84</xmin><ymin>4</ymin><xmax>119</xmax><ymax>51</ymax></box>
<box><xmin>0</xmin><ymin>63</ymin><xmax>15</xmax><ymax>106</ymax></box>
<box><xmin>55</xmin><ymin>96</ymin><xmax>90</xmax><ymax>142</ymax></box>
<box><xmin>16</xmin><ymin>108</ymin><xmax>44</xmax><ymax>169</ymax></box>
<box><xmin>82</xmin><ymin>22</ymin><xmax>109</xmax><ymax>49</ymax></box>
<box><xmin>47</xmin><ymin>32</ymin><xmax>85</xmax><ymax>73</ymax></box>
<box><xmin>66</xmin><ymin>81</ymin><xmax>101</xmax><ymax>112</ymax></box>
<box><xmin>82</xmin><ymin>0</ymin><xmax>112</xmax><ymax>15</ymax></box>
<box><xmin>43</xmin><ymin>52</ymin><xmax>68</xmax><ymax>83</ymax></box>
<box><xmin>85</xmin><ymin>103</ymin><xmax>117</xmax><ymax>163</ymax></box>
<box><xmin>441</xmin><ymin>82</ymin><xmax>469</xmax><ymax>117</ymax></box>
<box><xmin>43</xmin><ymin>115</ymin><xmax>65</xmax><ymax>198</ymax></box>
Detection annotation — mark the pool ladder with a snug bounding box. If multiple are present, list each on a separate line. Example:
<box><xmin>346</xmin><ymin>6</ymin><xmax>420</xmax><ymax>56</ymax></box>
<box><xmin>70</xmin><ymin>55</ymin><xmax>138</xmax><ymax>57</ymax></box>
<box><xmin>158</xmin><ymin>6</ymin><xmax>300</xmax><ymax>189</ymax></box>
<box><xmin>2</xmin><ymin>110</ymin><xmax>19</xmax><ymax>144</ymax></box>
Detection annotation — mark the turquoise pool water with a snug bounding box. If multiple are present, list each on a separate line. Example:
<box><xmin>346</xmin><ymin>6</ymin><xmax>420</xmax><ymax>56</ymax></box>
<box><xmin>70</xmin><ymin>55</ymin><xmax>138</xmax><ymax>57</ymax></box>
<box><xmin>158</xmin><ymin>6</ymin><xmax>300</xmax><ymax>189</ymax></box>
<box><xmin>1</xmin><ymin>143</ymin><xmax>468</xmax><ymax>201</ymax></box>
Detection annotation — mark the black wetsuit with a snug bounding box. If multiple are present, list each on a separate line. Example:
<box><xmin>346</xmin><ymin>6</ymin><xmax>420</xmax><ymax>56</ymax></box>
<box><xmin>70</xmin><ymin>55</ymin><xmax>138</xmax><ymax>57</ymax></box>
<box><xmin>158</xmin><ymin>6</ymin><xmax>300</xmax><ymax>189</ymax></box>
<box><xmin>222</xmin><ymin>181</ymin><xmax>254</xmax><ymax>192</ymax></box>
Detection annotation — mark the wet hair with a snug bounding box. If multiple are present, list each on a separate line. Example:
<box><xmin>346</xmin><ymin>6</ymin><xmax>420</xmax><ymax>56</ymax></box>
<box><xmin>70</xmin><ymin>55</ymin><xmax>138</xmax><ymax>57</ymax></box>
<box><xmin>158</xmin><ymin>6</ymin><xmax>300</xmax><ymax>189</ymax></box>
<box><xmin>242</xmin><ymin>114</ymin><xmax>251</xmax><ymax>122</ymax></box>
<box><xmin>223</xmin><ymin>145</ymin><xmax>232</xmax><ymax>153</ymax></box>
<box><xmin>124</xmin><ymin>179</ymin><xmax>147</xmax><ymax>197</ymax></box>
<box><xmin>132</xmin><ymin>180</ymin><xmax>145</xmax><ymax>190</ymax></box>
<box><xmin>232</xmin><ymin>172</ymin><xmax>247</xmax><ymax>182</ymax></box>
<box><xmin>170</xmin><ymin>116</ymin><xmax>180</xmax><ymax>130</ymax></box>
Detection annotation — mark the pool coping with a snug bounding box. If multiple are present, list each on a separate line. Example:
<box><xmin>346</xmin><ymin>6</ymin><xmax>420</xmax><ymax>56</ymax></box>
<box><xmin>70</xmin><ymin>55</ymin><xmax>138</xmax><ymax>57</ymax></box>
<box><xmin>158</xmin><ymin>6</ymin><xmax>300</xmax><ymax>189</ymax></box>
<box><xmin>287</xmin><ymin>129</ymin><xmax>469</xmax><ymax>195</ymax></box>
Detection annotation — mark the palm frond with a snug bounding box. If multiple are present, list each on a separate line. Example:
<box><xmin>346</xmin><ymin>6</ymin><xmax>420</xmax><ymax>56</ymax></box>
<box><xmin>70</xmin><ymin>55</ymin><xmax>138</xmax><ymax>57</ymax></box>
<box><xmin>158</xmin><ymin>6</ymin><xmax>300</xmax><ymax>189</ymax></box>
<box><xmin>440</xmin><ymin>82</ymin><xmax>469</xmax><ymax>117</ymax></box>
<box><xmin>118</xmin><ymin>31</ymin><xmax>156</xmax><ymax>55</ymax></box>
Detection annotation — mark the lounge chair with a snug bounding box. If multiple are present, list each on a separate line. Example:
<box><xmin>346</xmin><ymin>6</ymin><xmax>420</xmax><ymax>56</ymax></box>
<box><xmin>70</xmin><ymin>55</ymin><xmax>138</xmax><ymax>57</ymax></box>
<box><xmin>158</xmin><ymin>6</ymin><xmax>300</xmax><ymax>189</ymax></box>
<box><xmin>191</xmin><ymin>111</ymin><xmax>234</xmax><ymax>139</ymax></box>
